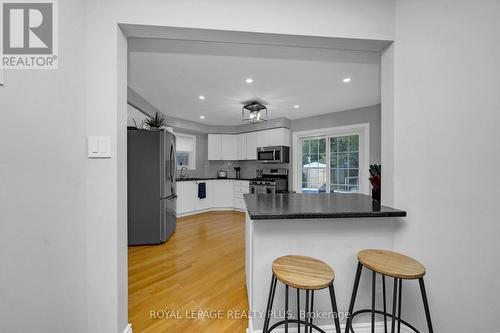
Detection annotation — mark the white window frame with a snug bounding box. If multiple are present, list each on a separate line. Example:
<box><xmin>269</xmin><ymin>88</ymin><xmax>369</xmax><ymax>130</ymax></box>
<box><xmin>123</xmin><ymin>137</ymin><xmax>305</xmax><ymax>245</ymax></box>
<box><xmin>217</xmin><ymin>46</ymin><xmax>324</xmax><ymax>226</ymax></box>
<box><xmin>175</xmin><ymin>133</ymin><xmax>196</xmax><ymax>170</ymax></box>
<box><xmin>292</xmin><ymin>123</ymin><xmax>370</xmax><ymax>195</ymax></box>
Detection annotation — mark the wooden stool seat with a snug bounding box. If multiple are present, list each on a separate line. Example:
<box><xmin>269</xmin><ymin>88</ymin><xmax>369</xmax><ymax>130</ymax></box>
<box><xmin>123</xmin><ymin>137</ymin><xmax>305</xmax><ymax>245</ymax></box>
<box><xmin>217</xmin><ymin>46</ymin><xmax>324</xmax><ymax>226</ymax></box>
<box><xmin>358</xmin><ymin>249</ymin><xmax>426</xmax><ymax>279</ymax></box>
<box><xmin>272</xmin><ymin>255</ymin><xmax>335</xmax><ymax>290</ymax></box>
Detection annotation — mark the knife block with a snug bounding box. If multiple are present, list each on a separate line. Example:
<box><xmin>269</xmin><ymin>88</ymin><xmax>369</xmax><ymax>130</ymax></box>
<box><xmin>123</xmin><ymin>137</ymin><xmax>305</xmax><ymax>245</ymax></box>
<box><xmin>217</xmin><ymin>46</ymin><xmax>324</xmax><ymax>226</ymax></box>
<box><xmin>372</xmin><ymin>187</ymin><xmax>381</xmax><ymax>202</ymax></box>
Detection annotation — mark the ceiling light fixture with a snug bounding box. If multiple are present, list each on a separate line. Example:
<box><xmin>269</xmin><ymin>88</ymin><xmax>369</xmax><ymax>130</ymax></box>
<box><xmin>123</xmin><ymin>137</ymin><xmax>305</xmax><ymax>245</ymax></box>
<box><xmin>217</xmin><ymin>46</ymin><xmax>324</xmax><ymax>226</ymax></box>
<box><xmin>200</xmin><ymin>115</ymin><xmax>205</xmax><ymax>119</ymax></box>
<box><xmin>343</xmin><ymin>77</ymin><xmax>352</xmax><ymax>83</ymax></box>
<box><xmin>198</xmin><ymin>95</ymin><xmax>206</xmax><ymax>100</ymax></box>
<box><xmin>245</xmin><ymin>78</ymin><xmax>254</xmax><ymax>83</ymax></box>
<box><xmin>242</xmin><ymin>101</ymin><xmax>268</xmax><ymax>123</ymax></box>
<box><xmin>294</xmin><ymin>105</ymin><xmax>300</xmax><ymax>109</ymax></box>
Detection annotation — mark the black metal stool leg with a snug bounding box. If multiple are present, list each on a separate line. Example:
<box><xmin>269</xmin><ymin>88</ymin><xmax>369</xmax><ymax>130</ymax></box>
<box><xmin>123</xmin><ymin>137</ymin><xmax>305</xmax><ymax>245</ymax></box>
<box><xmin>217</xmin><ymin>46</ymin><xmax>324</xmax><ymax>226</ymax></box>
<box><xmin>383</xmin><ymin>275</ymin><xmax>388</xmax><ymax>333</ymax></box>
<box><xmin>285</xmin><ymin>285</ymin><xmax>289</xmax><ymax>333</ymax></box>
<box><xmin>419</xmin><ymin>278</ymin><xmax>434</xmax><ymax>333</ymax></box>
<box><xmin>397</xmin><ymin>279</ymin><xmax>403</xmax><ymax>333</ymax></box>
<box><xmin>263</xmin><ymin>275</ymin><xmax>277</xmax><ymax>333</ymax></box>
<box><xmin>297</xmin><ymin>288</ymin><xmax>301</xmax><ymax>333</ymax></box>
<box><xmin>329</xmin><ymin>284</ymin><xmax>342</xmax><ymax>333</ymax></box>
<box><xmin>305</xmin><ymin>290</ymin><xmax>310</xmax><ymax>333</ymax></box>
<box><xmin>345</xmin><ymin>262</ymin><xmax>363</xmax><ymax>333</ymax></box>
<box><xmin>371</xmin><ymin>271</ymin><xmax>376</xmax><ymax>333</ymax></box>
<box><xmin>309</xmin><ymin>291</ymin><xmax>314</xmax><ymax>333</ymax></box>
<box><xmin>391</xmin><ymin>278</ymin><xmax>398</xmax><ymax>333</ymax></box>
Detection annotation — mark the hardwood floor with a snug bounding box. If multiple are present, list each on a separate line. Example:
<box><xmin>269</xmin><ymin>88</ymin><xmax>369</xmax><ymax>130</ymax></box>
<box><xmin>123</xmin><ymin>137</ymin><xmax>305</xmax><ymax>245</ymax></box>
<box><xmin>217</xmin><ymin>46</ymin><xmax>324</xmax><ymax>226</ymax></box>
<box><xmin>128</xmin><ymin>211</ymin><xmax>249</xmax><ymax>333</ymax></box>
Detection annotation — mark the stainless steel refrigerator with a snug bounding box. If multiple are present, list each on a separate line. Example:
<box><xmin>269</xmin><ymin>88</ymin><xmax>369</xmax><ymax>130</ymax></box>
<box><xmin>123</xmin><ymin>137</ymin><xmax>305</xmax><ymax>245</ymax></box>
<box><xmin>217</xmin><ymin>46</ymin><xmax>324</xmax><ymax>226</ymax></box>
<box><xmin>127</xmin><ymin>129</ymin><xmax>177</xmax><ymax>245</ymax></box>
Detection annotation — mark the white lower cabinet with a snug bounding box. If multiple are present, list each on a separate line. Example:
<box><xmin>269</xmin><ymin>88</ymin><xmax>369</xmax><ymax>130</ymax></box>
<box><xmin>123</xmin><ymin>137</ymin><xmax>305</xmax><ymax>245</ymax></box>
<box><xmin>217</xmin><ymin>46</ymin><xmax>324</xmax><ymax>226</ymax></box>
<box><xmin>194</xmin><ymin>180</ymin><xmax>212</xmax><ymax>211</ymax></box>
<box><xmin>177</xmin><ymin>179</ymin><xmax>249</xmax><ymax>216</ymax></box>
<box><xmin>233</xmin><ymin>180</ymin><xmax>250</xmax><ymax>210</ymax></box>
<box><xmin>177</xmin><ymin>181</ymin><xmax>195</xmax><ymax>215</ymax></box>
<box><xmin>212</xmin><ymin>180</ymin><xmax>234</xmax><ymax>208</ymax></box>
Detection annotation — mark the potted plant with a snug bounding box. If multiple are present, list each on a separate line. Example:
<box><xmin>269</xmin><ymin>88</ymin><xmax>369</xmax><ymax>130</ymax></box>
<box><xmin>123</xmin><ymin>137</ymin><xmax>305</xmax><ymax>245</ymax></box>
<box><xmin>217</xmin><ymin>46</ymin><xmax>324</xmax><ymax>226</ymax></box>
<box><xmin>145</xmin><ymin>112</ymin><xmax>166</xmax><ymax>130</ymax></box>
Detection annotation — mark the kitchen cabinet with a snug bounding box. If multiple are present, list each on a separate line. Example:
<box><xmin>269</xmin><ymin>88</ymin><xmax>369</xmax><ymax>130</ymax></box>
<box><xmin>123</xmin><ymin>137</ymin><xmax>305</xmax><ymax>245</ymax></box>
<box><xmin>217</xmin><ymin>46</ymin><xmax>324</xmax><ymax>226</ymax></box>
<box><xmin>208</xmin><ymin>134</ymin><xmax>236</xmax><ymax>160</ymax></box>
<box><xmin>236</xmin><ymin>134</ymin><xmax>247</xmax><ymax>160</ymax></box>
<box><xmin>245</xmin><ymin>132</ymin><xmax>258</xmax><ymax>160</ymax></box>
<box><xmin>212</xmin><ymin>180</ymin><xmax>234</xmax><ymax>208</ymax></box>
<box><xmin>208</xmin><ymin>128</ymin><xmax>288</xmax><ymax>161</ymax></box>
<box><xmin>233</xmin><ymin>180</ymin><xmax>250</xmax><ymax>210</ymax></box>
<box><xmin>177</xmin><ymin>179</ymin><xmax>249</xmax><ymax>216</ymax></box>
<box><xmin>177</xmin><ymin>181</ymin><xmax>195</xmax><ymax>215</ymax></box>
<box><xmin>208</xmin><ymin>134</ymin><xmax>222</xmax><ymax>160</ymax></box>
<box><xmin>221</xmin><ymin>135</ymin><xmax>236</xmax><ymax>160</ymax></box>
<box><xmin>257</xmin><ymin>128</ymin><xmax>290</xmax><ymax>147</ymax></box>
<box><xmin>194</xmin><ymin>180</ymin><xmax>212</xmax><ymax>211</ymax></box>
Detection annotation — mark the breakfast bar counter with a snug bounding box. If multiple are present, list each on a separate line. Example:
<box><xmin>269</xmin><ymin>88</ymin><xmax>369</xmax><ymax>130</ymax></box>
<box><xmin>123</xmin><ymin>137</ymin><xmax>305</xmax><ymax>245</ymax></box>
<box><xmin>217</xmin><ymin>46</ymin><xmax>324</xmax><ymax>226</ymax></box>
<box><xmin>243</xmin><ymin>193</ymin><xmax>406</xmax><ymax>331</ymax></box>
<box><xmin>245</xmin><ymin>193</ymin><xmax>406</xmax><ymax>220</ymax></box>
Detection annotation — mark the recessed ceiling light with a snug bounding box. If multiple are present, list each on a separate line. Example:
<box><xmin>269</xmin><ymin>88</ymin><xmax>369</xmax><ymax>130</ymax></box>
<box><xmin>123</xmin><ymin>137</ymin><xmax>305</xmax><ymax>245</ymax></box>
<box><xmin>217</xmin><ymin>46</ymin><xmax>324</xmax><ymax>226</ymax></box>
<box><xmin>294</xmin><ymin>105</ymin><xmax>300</xmax><ymax>109</ymax></box>
<box><xmin>200</xmin><ymin>115</ymin><xmax>205</xmax><ymax>119</ymax></box>
<box><xmin>343</xmin><ymin>77</ymin><xmax>352</xmax><ymax>83</ymax></box>
<box><xmin>245</xmin><ymin>78</ymin><xmax>254</xmax><ymax>83</ymax></box>
<box><xmin>198</xmin><ymin>95</ymin><xmax>206</xmax><ymax>100</ymax></box>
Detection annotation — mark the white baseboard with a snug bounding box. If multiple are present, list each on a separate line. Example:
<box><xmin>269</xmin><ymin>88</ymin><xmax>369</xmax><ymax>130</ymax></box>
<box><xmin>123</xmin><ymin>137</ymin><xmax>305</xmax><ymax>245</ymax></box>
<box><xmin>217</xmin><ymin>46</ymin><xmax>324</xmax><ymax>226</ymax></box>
<box><xmin>177</xmin><ymin>208</ymin><xmax>244</xmax><ymax>218</ymax></box>
<box><xmin>122</xmin><ymin>323</ymin><xmax>132</xmax><ymax>333</ymax></box>
<box><xmin>248</xmin><ymin>321</ymin><xmax>414</xmax><ymax>333</ymax></box>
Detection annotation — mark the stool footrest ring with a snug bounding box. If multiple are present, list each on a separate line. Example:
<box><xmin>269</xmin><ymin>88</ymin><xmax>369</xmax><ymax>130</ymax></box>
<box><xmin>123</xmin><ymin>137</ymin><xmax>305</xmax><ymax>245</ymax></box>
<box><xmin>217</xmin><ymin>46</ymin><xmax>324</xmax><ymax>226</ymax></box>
<box><xmin>267</xmin><ymin>318</ymin><xmax>327</xmax><ymax>333</ymax></box>
<box><xmin>349</xmin><ymin>309</ymin><xmax>421</xmax><ymax>333</ymax></box>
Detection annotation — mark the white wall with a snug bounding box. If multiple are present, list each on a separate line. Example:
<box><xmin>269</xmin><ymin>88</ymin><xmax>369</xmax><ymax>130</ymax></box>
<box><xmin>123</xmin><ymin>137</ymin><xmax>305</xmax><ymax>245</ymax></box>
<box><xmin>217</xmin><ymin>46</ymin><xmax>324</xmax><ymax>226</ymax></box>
<box><xmin>381</xmin><ymin>44</ymin><xmax>395</xmax><ymax>206</ymax></box>
<box><xmin>0</xmin><ymin>0</ymin><xmax>88</xmax><ymax>332</ymax></box>
<box><xmin>127</xmin><ymin>104</ymin><xmax>149</xmax><ymax>128</ymax></box>
<box><xmin>393</xmin><ymin>1</ymin><xmax>500</xmax><ymax>332</ymax></box>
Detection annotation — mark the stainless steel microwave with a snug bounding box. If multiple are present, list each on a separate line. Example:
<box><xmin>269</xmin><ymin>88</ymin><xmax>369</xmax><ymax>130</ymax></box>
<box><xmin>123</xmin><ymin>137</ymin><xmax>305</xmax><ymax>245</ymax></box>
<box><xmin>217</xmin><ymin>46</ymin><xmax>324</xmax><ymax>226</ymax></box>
<box><xmin>257</xmin><ymin>146</ymin><xmax>290</xmax><ymax>164</ymax></box>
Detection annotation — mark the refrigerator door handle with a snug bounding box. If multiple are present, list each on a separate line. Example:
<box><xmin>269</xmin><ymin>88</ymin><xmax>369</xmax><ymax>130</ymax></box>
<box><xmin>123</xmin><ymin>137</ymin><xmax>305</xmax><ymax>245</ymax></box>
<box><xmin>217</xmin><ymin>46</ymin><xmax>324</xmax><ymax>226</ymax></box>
<box><xmin>163</xmin><ymin>194</ymin><xmax>177</xmax><ymax>200</ymax></box>
<box><xmin>170</xmin><ymin>142</ymin><xmax>175</xmax><ymax>194</ymax></box>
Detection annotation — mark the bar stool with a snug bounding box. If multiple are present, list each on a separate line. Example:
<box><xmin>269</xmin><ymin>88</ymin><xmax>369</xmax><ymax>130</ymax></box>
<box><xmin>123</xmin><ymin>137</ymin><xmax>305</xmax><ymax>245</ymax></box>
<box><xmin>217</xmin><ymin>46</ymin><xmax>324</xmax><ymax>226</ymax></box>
<box><xmin>263</xmin><ymin>255</ymin><xmax>342</xmax><ymax>333</ymax></box>
<box><xmin>345</xmin><ymin>249</ymin><xmax>434</xmax><ymax>333</ymax></box>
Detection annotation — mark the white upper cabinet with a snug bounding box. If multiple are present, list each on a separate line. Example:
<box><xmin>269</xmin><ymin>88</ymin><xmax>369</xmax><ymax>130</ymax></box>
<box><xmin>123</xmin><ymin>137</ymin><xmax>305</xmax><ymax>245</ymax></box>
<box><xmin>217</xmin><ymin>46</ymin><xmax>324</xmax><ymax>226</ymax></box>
<box><xmin>221</xmin><ymin>135</ymin><xmax>236</xmax><ymax>160</ymax></box>
<box><xmin>208</xmin><ymin>134</ymin><xmax>236</xmax><ymax>160</ymax></box>
<box><xmin>208</xmin><ymin>134</ymin><xmax>222</xmax><ymax>160</ymax></box>
<box><xmin>236</xmin><ymin>134</ymin><xmax>247</xmax><ymax>160</ymax></box>
<box><xmin>256</xmin><ymin>128</ymin><xmax>290</xmax><ymax>147</ymax></box>
<box><xmin>208</xmin><ymin>128</ymin><xmax>289</xmax><ymax>161</ymax></box>
<box><xmin>256</xmin><ymin>129</ymin><xmax>270</xmax><ymax>148</ymax></box>
<box><xmin>246</xmin><ymin>132</ymin><xmax>258</xmax><ymax>160</ymax></box>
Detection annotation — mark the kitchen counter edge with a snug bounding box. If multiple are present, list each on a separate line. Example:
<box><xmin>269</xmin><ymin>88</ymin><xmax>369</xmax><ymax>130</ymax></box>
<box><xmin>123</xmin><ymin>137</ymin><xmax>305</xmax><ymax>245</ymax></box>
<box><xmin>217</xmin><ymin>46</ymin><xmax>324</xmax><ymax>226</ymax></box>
<box><xmin>176</xmin><ymin>177</ymin><xmax>253</xmax><ymax>182</ymax></box>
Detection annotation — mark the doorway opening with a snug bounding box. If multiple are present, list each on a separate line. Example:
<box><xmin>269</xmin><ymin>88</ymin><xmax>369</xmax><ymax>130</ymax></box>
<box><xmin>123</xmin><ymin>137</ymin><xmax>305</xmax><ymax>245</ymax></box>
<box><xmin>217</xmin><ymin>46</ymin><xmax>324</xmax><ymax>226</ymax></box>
<box><xmin>120</xmin><ymin>24</ymin><xmax>393</xmax><ymax>332</ymax></box>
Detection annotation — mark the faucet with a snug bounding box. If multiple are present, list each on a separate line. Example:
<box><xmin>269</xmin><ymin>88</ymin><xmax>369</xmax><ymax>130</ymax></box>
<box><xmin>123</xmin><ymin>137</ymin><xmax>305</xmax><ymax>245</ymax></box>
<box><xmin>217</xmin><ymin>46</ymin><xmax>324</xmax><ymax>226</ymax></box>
<box><xmin>180</xmin><ymin>167</ymin><xmax>188</xmax><ymax>179</ymax></box>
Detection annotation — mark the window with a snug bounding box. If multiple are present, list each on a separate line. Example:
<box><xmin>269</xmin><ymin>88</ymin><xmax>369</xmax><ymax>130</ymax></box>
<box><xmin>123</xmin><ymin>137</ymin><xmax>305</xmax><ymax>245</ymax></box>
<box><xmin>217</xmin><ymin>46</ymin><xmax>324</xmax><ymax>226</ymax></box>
<box><xmin>294</xmin><ymin>124</ymin><xmax>369</xmax><ymax>194</ymax></box>
<box><xmin>330</xmin><ymin>135</ymin><xmax>359</xmax><ymax>193</ymax></box>
<box><xmin>176</xmin><ymin>133</ymin><xmax>196</xmax><ymax>170</ymax></box>
<box><xmin>301</xmin><ymin>138</ymin><xmax>327</xmax><ymax>193</ymax></box>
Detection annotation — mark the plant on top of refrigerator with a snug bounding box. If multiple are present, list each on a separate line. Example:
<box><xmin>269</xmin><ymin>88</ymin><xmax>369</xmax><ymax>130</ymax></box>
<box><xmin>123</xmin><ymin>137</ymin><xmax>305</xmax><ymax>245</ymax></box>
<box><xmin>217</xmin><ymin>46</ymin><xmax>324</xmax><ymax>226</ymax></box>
<box><xmin>145</xmin><ymin>112</ymin><xmax>166</xmax><ymax>129</ymax></box>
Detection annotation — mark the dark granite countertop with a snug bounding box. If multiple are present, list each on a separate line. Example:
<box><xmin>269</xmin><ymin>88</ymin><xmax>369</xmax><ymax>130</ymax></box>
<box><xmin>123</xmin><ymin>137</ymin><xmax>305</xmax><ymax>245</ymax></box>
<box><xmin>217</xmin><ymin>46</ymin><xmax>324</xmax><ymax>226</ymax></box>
<box><xmin>176</xmin><ymin>177</ymin><xmax>253</xmax><ymax>182</ymax></box>
<box><xmin>244</xmin><ymin>193</ymin><xmax>406</xmax><ymax>220</ymax></box>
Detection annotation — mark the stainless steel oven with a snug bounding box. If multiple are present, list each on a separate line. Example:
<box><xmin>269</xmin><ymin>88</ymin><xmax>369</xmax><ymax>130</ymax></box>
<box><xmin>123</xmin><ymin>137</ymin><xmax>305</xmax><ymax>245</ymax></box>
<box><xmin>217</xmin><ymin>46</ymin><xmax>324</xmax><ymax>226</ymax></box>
<box><xmin>257</xmin><ymin>146</ymin><xmax>290</xmax><ymax>164</ymax></box>
<box><xmin>249</xmin><ymin>168</ymin><xmax>288</xmax><ymax>194</ymax></box>
<box><xmin>249</xmin><ymin>181</ymin><xmax>276</xmax><ymax>194</ymax></box>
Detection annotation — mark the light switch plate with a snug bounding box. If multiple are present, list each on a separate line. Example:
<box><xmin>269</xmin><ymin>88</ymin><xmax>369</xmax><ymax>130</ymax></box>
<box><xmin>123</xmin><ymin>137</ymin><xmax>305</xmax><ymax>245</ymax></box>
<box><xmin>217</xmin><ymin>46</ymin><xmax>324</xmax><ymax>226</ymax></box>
<box><xmin>88</xmin><ymin>136</ymin><xmax>112</xmax><ymax>158</ymax></box>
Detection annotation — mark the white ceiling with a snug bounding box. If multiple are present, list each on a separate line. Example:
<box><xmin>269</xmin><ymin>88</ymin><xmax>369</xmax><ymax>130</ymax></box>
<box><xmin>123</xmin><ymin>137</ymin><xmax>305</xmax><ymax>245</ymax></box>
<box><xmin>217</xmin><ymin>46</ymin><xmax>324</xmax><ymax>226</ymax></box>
<box><xmin>128</xmin><ymin>39</ymin><xmax>381</xmax><ymax>126</ymax></box>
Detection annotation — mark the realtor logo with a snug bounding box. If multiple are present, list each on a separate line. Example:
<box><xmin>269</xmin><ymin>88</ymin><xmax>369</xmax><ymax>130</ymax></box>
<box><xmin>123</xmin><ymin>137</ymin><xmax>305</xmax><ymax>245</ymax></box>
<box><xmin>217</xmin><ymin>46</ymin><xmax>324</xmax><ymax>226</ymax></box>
<box><xmin>1</xmin><ymin>0</ymin><xmax>58</xmax><ymax>69</ymax></box>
